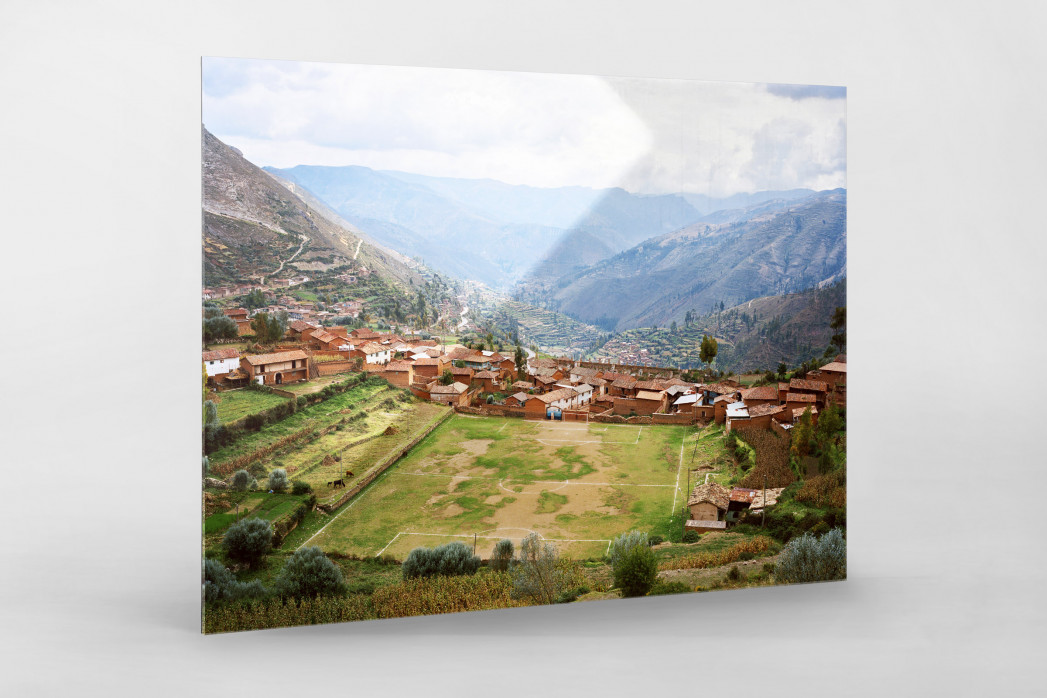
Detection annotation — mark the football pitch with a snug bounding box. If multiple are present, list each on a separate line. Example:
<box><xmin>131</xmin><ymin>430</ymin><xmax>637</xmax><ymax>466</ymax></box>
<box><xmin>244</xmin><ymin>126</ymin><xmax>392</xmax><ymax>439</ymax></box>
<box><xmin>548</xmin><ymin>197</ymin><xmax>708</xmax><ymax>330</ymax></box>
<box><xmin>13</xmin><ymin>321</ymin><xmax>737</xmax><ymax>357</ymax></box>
<box><xmin>300</xmin><ymin>415</ymin><xmax>693</xmax><ymax>560</ymax></box>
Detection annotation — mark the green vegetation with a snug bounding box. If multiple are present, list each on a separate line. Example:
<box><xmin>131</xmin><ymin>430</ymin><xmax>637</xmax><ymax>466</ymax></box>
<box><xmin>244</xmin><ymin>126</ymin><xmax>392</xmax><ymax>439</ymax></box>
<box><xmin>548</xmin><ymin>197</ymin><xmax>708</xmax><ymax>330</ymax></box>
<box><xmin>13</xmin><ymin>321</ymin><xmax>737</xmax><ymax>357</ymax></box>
<box><xmin>774</xmin><ymin>528</ymin><xmax>846</xmax><ymax>583</ymax></box>
<box><xmin>613</xmin><ymin>543</ymin><xmax>659</xmax><ymax>598</ymax></box>
<box><xmin>222</xmin><ymin>517</ymin><xmax>274</xmax><ymax>568</ymax></box>
<box><xmin>274</xmin><ymin>546</ymin><xmax>346</xmax><ymax>598</ymax></box>
<box><xmin>212</xmin><ymin>390</ymin><xmax>288</xmax><ymax>424</ymax></box>
<box><xmin>402</xmin><ymin>542</ymin><xmax>481</xmax><ymax>579</ymax></box>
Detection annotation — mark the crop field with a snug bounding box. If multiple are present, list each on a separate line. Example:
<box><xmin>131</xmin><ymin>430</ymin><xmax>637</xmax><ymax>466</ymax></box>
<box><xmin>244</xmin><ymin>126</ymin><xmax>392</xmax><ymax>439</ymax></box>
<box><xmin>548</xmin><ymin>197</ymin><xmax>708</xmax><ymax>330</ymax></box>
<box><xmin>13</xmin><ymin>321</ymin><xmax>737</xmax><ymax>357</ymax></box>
<box><xmin>300</xmin><ymin>415</ymin><xmax>698</xmax><ymax>560</ymax></box>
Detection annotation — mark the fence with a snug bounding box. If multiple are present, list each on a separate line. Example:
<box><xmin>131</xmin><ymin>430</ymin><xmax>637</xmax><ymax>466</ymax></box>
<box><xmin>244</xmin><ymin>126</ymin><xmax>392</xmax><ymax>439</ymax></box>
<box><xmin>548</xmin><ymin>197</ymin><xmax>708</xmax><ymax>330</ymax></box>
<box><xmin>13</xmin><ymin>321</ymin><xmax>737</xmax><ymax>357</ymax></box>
<box><xmin>453</xmin><ymin>404</ymin><xmax>526</xmax><ymax>419</ymax></box>
<box><xmin>652</xmin><ymin>412</ymin><xmax>697</xmax><ymax>425</ymax></box>
<box><xmin>316</xmin><ymin>408</ymin><xmax>454</xmax><ymax>514</ymax></box>
<box><xmin>318</xmin><ymin>361</ymin><xmax>356</xmax><ymax>376</ymax></box>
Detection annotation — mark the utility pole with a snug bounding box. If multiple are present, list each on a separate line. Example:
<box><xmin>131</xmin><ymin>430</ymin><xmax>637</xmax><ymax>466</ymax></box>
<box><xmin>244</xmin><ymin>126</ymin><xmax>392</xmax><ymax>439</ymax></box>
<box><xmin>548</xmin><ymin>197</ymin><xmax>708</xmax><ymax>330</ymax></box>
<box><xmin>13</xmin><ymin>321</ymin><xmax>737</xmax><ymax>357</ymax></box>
<box><xmin>473</xmin><ymin>533</ymin><xmax>477</xmax><ymax>556</ymax></box>
<box><xmin>762</xmin><ymin>473</ymin><xmax>767</xmax><ymax>528</ymax></box>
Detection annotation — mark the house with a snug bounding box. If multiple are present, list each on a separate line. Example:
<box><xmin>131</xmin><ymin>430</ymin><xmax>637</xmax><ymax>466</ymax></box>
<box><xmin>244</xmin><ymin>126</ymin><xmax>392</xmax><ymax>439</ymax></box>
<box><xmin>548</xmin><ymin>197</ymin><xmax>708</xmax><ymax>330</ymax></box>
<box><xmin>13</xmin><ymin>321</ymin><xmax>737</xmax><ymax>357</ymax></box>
<box><xmin>352</xmin><ymin>342</ymin><xmax>391</xmax><ymax>365</ymax></box>
<box><xmin>633</xmin><ymin>390</ymin><xmax>668</xmax><ymax>415</ymax></box>
<box><xmin>812</xmin><ymin>361</ymin><xmax>847</xmax><ymax>392</ymax></box>
<box><xmin>504</xmin><ymin>391</ymin><xmax>529</xmax><ymax>407</ymax></box>
<box><xmin>412</xmin><ymin>357</ymin><xmax>449</xmax><ymax>383</ymax></box>
<box><xmin>223</xmin><ymin>308</ymin><xmax>249</xmax><ymax>322</ymax></box>
<box><xmin>429</xmin><ymin>381</ymin><xmax>470</xmax><ymax>406</ymax></box>
<box><xmin>450</xmin><ymin>366</ymin><xmax>475</xmax><ymax>384</ymax></box>
<box><xmin>202</xmin><ymin>348</ymin><xmax>240</xmax><ymax>378</ymax></box>
<box><xmin>381</xmin><ymin>361</ymin><xmax>414</xmax><ymax>388</ymax></box>
<box><xmin>685</xmin><ymin>482</ymin><xmax>731</xmax><ymax>533</ymax></box>
<box><xmin>511</xmin><ymin>380</ymin><xmax>535</xmax><ymax>392</ymax></box>
<box><xmin>788</xmin><ymin>378</ymin><xmax>829</xmax><ymax>407</ymax></box>
<box><xmin>672</xmin><ymin>392</ymin><xmax>699</xmax><ymax>413</ymax></box>
<box><xmin>785</xmin><ymin>392</ymin><xmax>818</xmax><ymax>415</ymax></box>
<box><xmin>569</xmin><ymin>366</ymin><xmax>599</xmax><ymax>383</ymax></box>
<box><xmin>286</xmin><ymin>320</ymin><xmax>319</xmax><ymax>341</ymax></box>
<box><xmin>610</xmin><ymin>377</ymin><xmax>638</xmax><ymax>398</ymax></box>
<box><xmin>523</xmin><ymin>387</ymin><xmax>578</xmax><ymax>419</ymax></box>
<box><xmin>350</xmin><ymin>328</ymin><xmax>380</xmax><ymax>341</ymax></box>
<box><xmin>728</xmin><ymin>402</ymin><xmax>786</xmax><ymax>432</ymax></box>
<box><xmin>473</xmin><ymin>370</ymin><xmax>500</xmax><ymax>393</ymax></box>
<box><xmin>240</xmin><ymin>350</ymin><xmax>310</xmax><ymax>385</ymax></box>
<box><xmin>740</xmin><ymin>385</ymin><xmax>779</xmax><ymax>408</ymax></box>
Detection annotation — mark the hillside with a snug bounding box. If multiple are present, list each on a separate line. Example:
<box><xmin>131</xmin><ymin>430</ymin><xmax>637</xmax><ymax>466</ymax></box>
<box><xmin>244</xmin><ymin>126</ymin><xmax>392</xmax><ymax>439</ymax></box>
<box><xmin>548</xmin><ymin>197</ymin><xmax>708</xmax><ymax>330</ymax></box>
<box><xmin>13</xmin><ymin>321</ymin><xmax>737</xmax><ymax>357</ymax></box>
<box><xmin>592</xmin><ymin>279</ymin><xmax>846</xmax><ymax>372</ymax></box>
<box><xmin>202</xmin><ymin>127</ymin><xmax>424</xmax><ymax>289</ymax></box>
<box><xmin>525</xmin><ymin>189</ymin><xmax>846</xmax><ymax>332</ymax></box>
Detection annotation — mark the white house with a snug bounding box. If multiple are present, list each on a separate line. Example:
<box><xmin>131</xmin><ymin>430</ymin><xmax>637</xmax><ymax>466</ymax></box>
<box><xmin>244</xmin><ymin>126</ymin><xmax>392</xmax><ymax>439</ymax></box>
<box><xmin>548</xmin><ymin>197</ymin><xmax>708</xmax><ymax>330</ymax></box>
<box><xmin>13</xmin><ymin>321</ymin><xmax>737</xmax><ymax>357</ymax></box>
<box><xmin>202</xmin><ymin>348</ymin><xmax>241</xmax><ymax>377</ymax></box>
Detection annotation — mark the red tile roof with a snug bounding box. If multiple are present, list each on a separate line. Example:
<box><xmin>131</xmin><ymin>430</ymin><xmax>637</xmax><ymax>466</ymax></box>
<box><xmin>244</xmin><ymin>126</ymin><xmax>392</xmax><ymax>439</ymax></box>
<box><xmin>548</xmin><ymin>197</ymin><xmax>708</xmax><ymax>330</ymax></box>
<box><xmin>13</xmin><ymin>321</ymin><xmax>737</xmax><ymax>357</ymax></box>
<box><xmin>202</xmin><ymin>348</ymin><xmax>240</xmax><ymax>361</ymax></box>
<box><xmin>819</xmin><ymin>362</ymin><xmax>847</xmax><ymax>373</ymax></box>
<box><xmin>786</xmin><ymin>392</ymin><xmax>817</xmax><ymax>403</ymax></box>
<box><xmin>789</xmin><ymin>378</ymin><xmax>828</xmax><ymax>392</ymax></box>
<box><xmin>741</xmin><ymin>385</ymin><xmax>779</xmax><ymax>402</ymax></box>
<box><xmin>242</xmin><ymin>350</ymin><xmax>308</xmax><ymax>366</ymax></box>
<box><xmin>687</xmin><ymin>482</ymin><xmax>730</xmax><ymax>510</ymax></box>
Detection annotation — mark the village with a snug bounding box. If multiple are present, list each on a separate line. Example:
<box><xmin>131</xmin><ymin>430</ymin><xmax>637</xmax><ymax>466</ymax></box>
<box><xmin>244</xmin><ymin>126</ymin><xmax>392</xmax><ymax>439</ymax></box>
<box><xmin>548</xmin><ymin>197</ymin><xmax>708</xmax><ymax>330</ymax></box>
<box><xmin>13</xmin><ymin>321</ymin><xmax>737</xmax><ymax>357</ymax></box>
<box><xmin>203</xmin><ymin>300</ymin><xmax>847</xmax><ymax>539</ymax></box>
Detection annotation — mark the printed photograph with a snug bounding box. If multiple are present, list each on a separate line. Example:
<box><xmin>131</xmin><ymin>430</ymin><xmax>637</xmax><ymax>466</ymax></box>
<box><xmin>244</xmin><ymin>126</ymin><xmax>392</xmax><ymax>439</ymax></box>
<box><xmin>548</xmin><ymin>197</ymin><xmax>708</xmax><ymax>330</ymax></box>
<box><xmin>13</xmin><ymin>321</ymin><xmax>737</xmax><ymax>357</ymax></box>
<box><xmin>201</xmin><ymin>58</ymin><xmax>847</xmax><ymax>633</ymax></box>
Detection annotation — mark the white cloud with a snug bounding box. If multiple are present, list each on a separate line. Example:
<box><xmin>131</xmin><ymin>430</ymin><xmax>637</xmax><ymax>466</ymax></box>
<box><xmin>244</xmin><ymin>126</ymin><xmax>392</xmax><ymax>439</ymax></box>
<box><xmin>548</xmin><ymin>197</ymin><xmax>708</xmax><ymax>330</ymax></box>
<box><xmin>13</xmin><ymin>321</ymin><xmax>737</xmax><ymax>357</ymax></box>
<box><xmin>202</xmin><ymin>58</ymin><xmax>845</xmax><ymax>196</ymax></box>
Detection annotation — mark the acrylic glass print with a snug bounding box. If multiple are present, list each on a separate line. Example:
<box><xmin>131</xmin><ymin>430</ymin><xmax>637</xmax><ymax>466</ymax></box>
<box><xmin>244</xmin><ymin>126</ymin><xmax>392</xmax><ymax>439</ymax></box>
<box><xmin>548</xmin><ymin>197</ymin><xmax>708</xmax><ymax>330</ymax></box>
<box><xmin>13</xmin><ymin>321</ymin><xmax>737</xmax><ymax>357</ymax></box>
<box><xmin>201</xmin><ymin>58</ymin><xmax>847</xmax><ymax>633</ymax></box>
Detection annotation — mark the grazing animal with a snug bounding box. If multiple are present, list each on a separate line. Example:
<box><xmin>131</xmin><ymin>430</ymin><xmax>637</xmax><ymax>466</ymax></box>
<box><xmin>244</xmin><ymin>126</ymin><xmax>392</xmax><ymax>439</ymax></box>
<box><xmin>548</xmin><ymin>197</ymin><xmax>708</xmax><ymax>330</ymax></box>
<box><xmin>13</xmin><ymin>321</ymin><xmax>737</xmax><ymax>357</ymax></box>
<box><xmin>332</xmin><ymin>478</ymin><xmax>345</xmax><ymax>488</ymax></box>
<box><xmin>345</xmin><ymin>470</ymin><xmax>354</xmax><ymax>479</ymax></box>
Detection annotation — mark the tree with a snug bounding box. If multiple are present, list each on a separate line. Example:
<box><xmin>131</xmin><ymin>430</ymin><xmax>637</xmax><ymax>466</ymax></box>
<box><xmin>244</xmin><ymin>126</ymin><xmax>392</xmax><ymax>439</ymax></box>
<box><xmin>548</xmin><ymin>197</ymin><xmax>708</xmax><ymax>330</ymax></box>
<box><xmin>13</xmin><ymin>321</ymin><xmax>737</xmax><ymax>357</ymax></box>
<box><xmin>699</xmin><ymin>334</ymin><xmax>718</xmax><ymax>366</ymax></box>
<box><xmin>510</xmin><ymin>532</ymin><xmax>565</xmax><ymax>605</ymax></box>
<box><xmin>274</xmin><ymin>546</ymin><xmax>345</xmax><ymax>598</ymax></box>
<box><xmin>774</xmin><ymin>528</ymin><xmax>846</xmax><ymax>583</ymax></box>
<box><xmin>830</xmin><ymin>306</ymin><xmax>846</xmax><ymax>353</ymax></box>
<box><xmin>815</xmin><ymin>402</ymin><xmax>844</xmax><ymax>445</ymax></box>
<box><xmin>231</xmin><ymin>469</ymin><xmax>255</xmax><ymax>491</ymax></box>
<box><xmin>268</xmin><ymin>468</ymin><xmax>289</xmax><ymax>493</ymax></box>
<box><xmin>243</xmin><ymin>288</ymin><xmax>266</xmax><ymax>310</ymax></box>
<box><xmin>791</xmin><ymin>406</ymin><xmax>815</xmax><ymax>459</ymax></box>
<box><xmin>670</xmin><ymin>320</ymin><xmax>678</xmax><ymax>334</ymax></box>
<box><xmin>251</xmin><ymin>311</ymin><xmax>288</xmax><ymax>344</ymax></box>
<box><xmin>490</xmin><ymin>539</ymin><xmax>515</xmax><ymax>572</ymax></box>
<box><xmin>439</xmin><ymin>369</ymin><xmax>454</xmax><ymax>386</ymax></box>
<box><xmin>222</xmin><ymin>517</ymin><xmax>273</xmax><ymax>568</ymax></box>
<box><xmin>203</xmin><ymin>315</ymin><xmax>238</xmax><ymax>342</ymax></box>
<box><xmin>608</xmin><ymin>530</ymin><xmax>649</xmax><ymax>568</ymax></box>
<box><xmin>202</xmin><ymin>559</ymin><xmax>267</xmax><ymax>603</ymax></box>
<box><xmin>777</xmin><ymin>362</ymin><xmax>788</xmax><ymax>380</ymax></box>
<box><xmin>613</xmin><ymin>544</ymin><xmax>659</xmax><ymax>597</ymax></box>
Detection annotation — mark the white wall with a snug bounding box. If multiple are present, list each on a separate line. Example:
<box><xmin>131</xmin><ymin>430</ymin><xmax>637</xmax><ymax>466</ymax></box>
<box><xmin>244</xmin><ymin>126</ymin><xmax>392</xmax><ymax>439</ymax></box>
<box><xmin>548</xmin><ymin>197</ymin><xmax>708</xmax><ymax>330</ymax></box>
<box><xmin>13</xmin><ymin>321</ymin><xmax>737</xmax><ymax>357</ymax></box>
<box><xmin>2</xmin><ymin>2</ymin><xmax>1045</xmax><ymax>696</ymax></box>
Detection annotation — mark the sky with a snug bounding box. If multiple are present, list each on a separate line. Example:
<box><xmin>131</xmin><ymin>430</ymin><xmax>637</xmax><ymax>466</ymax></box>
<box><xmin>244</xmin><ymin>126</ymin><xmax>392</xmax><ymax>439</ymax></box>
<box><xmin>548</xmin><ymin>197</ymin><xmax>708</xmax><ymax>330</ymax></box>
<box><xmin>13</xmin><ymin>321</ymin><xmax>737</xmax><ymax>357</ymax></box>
<box><xmin>202</xmin><ymin>57</ymin><xmax>845</xmax><ymax>198</ymax></box>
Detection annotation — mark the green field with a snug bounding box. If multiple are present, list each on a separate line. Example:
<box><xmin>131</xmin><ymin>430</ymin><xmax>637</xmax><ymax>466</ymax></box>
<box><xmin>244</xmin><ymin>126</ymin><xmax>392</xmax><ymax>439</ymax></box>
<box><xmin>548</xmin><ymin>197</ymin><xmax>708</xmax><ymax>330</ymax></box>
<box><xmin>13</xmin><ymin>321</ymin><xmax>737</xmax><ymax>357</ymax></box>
<box><xmin>300</xmin><ymin>416</ymin><xmax>708</xmax><ymax>560</ymax></box>
<box><xmin>212</xmin><ymin>389</ymin><xmax>289</xmax><ymax>424</ymax></box>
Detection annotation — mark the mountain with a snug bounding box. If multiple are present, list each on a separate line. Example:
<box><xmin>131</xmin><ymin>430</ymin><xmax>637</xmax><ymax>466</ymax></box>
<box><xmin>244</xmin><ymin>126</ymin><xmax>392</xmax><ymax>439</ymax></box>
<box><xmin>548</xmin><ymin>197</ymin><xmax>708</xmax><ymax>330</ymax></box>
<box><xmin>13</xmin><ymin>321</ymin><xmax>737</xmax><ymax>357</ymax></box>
<box><xmin>202</xmin><ymin>128</ymin><xmax>423</xmax><ymax>289</ymax></box>
<box><xmin>528</xmin><ymin>189</ymin><xmax>846</xmax><ymax>332</ymax></box>
<box><xmin>593</xmin><ymin>279</ymin><xmax>847</xmax><ymax>372</ymax></box>
<box><xmin>265</xmin><ymin>165</ymin><xmax>564</xmax><ymax>288</ymax></box>
<box><xmin>263</xmin><ymin>166</ymin><xmax>734</xmax><ymax>290</ymax></box>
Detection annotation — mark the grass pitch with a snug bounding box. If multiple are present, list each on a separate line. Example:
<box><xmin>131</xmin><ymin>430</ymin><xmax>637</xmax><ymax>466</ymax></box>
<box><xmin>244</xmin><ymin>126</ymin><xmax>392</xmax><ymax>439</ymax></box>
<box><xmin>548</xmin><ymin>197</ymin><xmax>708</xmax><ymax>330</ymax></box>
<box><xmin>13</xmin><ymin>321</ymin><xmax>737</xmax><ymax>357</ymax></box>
<box><xmin>301</xmin><ymin>415</ymin><xmax>696</xmax><ymax>560</ymax></box>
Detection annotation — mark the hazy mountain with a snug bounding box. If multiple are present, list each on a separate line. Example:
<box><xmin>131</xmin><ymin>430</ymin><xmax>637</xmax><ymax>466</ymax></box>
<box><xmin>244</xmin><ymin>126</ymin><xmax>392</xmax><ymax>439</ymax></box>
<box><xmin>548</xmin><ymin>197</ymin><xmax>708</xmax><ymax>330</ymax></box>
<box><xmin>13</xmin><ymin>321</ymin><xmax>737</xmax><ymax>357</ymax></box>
<box><xmin>527</xmin><ymin>189</ymin><xmax>846</xmax><ymax>332</ymax></box>
<box><xmin>596</xmin><ymin>279</ymin><xmax>847</xmax><ymax>372</ymax></box>
<box><xmin>202</xmin><ymin>127</ymin><xmax>423</xmax><ymax>288</ymax></box>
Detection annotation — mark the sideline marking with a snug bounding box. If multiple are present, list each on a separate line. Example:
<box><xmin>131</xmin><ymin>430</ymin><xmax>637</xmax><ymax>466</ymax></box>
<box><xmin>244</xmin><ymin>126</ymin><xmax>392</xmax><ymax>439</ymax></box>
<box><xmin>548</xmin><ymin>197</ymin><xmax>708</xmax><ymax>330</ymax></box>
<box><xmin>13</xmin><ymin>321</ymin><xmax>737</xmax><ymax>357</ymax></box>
<box><xmin>670</xmin><ymin>436</ymin><xmax>685</xmax><ymax>517</ymax></box>
<box><xmin>377</xmin><ymin>530</ymin><xmax>612</xmax><ymax>556</ymax></box>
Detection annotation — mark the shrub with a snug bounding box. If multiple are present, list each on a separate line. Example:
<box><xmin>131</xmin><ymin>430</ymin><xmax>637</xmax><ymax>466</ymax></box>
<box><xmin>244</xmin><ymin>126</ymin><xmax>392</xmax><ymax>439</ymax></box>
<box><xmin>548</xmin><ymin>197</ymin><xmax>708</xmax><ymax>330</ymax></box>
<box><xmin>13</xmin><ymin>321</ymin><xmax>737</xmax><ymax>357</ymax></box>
<box><xmin>402</xmin><ymin>542</ymin><xmax>480</xmax><ymax>579</ymax></box>
<box><xmin>268</xmin><ymin>469</ymin><xmax>289</xmax><ymax>493</ymax></box>
<box><xmin>489</xmin><ymin>539</ymin><xmax>514</xmax><ymax>572</ymax></box>
<box><xmin>613</xmin><ymin>544</ymin><xmax>659</xmax><ymax>598</ymax></box>
<box><xmin>291</xmin><ymin>480</ymin><xmax>312</xmax><ymax>496</ymax></box>
<box><xmin>202</xmin><ymin>559</ymin><xmax>267</xmax><ymax>603</ymax></box>
<box><xmin>648</xmin><ymin>580</ymin><xmax>691</xmax><ymax>596</ymax></box>
<box><xmin>726</xmin><ymin>566</ymin><xmax>743</xmax><ymax>582</ymax></box>
<box><xmin>648</xmin><ymin>535</ymin><xmax>664</xmax><ymax>546</ymax></box>
<box><xmin>774</xmin><ymin>528</ymin><xmax>846</xmax><ymax>584</ymax></box>
<box><xmin>274</xmin><ymin>546</ymin><xmax>345</xmax><ymax>598</ymax></box>
<box><xmin>555</xmin><ymin>586</ymin><xmax>590</xmax><ymax>603</ymax></box>
<box><xmin>682</xmin><ymin>530</ymin><xmax>701</xmax><ymax>544</ymax></box>
<box><xmin>244</xmin><ymin>413</ymin><xmax>266</xmax><ymax>431</ymax></box>
<box><xmin>222</xmin><ymin>517</ymin><xmax>273</xmax><ymax>568</ymax></box>
<box><xmin>202</xmin><ymin>456</ymin><xmax>210</xmax><ymax>477</ymax></box>
<box><xmin>231</xmin><ymin>469</ymin><xmax>253</xmax><ymax>492</ymax></box>
<box><xmin>608</xmin><ymin>530</ymin><xmax>649</xmax><ymax>568</ymax></box>
<box><xmin>510</xmin><ymin>533</ymin><xmax>566</xmax><ymax>605</ymax></box>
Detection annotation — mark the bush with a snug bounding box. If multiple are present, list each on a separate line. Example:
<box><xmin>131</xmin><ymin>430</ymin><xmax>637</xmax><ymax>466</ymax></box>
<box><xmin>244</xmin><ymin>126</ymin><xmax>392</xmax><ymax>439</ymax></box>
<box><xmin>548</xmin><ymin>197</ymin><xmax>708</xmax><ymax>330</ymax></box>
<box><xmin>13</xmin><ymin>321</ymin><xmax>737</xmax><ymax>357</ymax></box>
<box><xmin>510</xmin><ymin>533</ymin><xmax>566</xmax><ymax>605</ymax></box>
<box><xmin>274</xmin><ymin>546</ymin><xmax>345</xmax><ymax>598</ymax></box>
<box><xmin>726</xmin><ymin>566</ymin><xmax>743</xmax><ymax>582</ymax></box>
<box><xmin>268</xmin><ymin>469</ymin><xmax>289</xmax><ymax>493</ymax></box>
<box><xmin>608</xmin><ymin>530</ymin><xmax>649</xmax><ymax>568</ymax></box>
<box><xmin>291</xmin><ymin>480</ymin><xmax>312</xmax><ymax>496</ymax></box>
<box><xmin>774</xmin><ymin>528</ymin><xmax>846</xmax><ymax>584</ymax></box>
<box><xmin>202</xmin><ymin>559</ymin><xmax>267</xmax><ymax>603</ymax></box>
<box><xmin>613</xmin><ymin>544</ymin><xmax>659</xmax><ymax>597</ymax></box>
<box><xmin>222</xmin><ymin>517</ymin><xmax>273</xmax><ymax>568</ymax></box>
<box><xmin>489</xmin><ymin>539</ymin><xmax>514</xmax><ymax>572</ymax></box>
<box><xmin>648</xmin><ymin>535</ymin><xmax>664</xmax><ymax>546</ymax></box>
<box><xmin>402</xmin><ymin>542</ymin><xmax>481</xmax><ymax>579</ymax></box>
<box><xmin>555</xmin><ymin>586</ymin><xmax>590</xmax><ymax>603</ymax></box>
<box><xmin>682</xmin><ymin>530</ymin><xmax>701</xmax><ymax>544</ymax></box>
<box><xmin>648</xmin><ymin>580</ymin><xmax>691</xmax><ymax>596</ymax></box>
<box><xmin>231</xmin><ymin>469</ymin><xmax>254</xmax><ymax>492</ymax></box>
<box><xmin>202</xmin><ymin>456</ymin><xmax>210</xmax><ymax>477</ymax></box>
